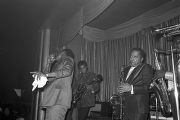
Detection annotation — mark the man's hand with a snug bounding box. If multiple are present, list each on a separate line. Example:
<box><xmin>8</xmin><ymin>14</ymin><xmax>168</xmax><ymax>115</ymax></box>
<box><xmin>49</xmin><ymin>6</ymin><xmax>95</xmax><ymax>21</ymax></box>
<box><xmin>30</xmin><ymin>71</ymin><xmax>48</xmax><ymax>91</ymax></box>
<box><xmin>117</xmin><ymin>83</ymin><xmax>132</xmax><ymax>94</ymax></box>
<box><xmin>47</xmin><ymin>54</ymin><xmax>55</xmax><ymax>64</ymax></box>
<box><xmin>30</xmin><ymin>71</ymin><xmax>46</xmax><ymax>80</ymax></box>
<box><xmin>86</xmin><ymin>85</ymin><xmax>95</xmax><ymax>93</ymax></box>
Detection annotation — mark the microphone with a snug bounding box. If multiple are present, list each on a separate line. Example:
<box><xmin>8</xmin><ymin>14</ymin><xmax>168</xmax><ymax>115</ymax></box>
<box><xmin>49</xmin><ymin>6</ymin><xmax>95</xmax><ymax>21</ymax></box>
<box><xmin>48</xmin><ymin>54</ymin><xmax>56</xmax><ymax>63</ymax></box>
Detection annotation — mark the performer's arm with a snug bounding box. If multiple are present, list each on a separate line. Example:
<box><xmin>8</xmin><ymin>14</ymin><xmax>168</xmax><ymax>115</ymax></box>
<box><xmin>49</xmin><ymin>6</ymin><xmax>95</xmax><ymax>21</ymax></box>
<box><xmin>72</xmin><ymin>77</ymin><xmax>79</xmax><ymax>94</ymax></box>
<box><xmin>43</xmin><ymin>54</ymin><xmax>55</xmax><ymax>73</ymax></box>
<box><xmin>46</xmin><ymin>58</ymin><xmax>74</xmax><ymax>81</ymax></box>
<box><xmin>43</xmin><ymin>62</ymin><xmax>51</xmax><ymax>73</ymax></box>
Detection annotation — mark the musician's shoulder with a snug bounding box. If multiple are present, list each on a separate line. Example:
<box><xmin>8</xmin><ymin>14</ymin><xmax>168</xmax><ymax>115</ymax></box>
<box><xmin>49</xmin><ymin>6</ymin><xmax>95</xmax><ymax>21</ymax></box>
<box><xmin>87</xmin><ymin>72</ymin><xmax>96</xmax><ymax>77</ymax></box>
<box><xmin>143</xmin><ymin>63</ymin><xmax>153</xmax><ymax>68</ymax></box>
<box><xmin>60</xmin><ymin>57</ymin><xmax>74</xmax><ymax>67</ymax></box>
<box><xmin>142</xmin><ymin>64</ymin><xmax>154</xmax><ymax>73</ymax></box>
<box><xmin>89</xmin><ymin>72</ymin><xmax>96</xmax><ymax>75</ymax></box>
<box><xmin>63</xmin><ymin>56</ymin><xmax>74</xmax><ymax>63</ymax></box>
<box><xmin>124</xmin><ymin>66</ymin><xmax>131</xmax><ymax>71</ymax></box>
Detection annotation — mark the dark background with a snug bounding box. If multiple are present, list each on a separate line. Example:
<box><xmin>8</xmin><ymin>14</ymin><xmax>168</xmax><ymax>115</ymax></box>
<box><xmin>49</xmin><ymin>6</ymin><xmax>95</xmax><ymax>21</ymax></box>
<box><xmin>0</xmin><ymin>0</ymin><xmax>171</xmax><ymax>104</ymax></box>
<box><xmin>0</xmin><ymin>0</ymin><xmax>55</xmax><ymax>104</ymax></box>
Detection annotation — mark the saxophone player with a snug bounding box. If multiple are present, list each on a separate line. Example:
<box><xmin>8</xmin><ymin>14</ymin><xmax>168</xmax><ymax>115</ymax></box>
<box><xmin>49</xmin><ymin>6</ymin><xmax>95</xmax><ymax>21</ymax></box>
<box><xmin>117</xmin><ymin>48</ymin><xmax>154</xmax><ymax>120</ymax></box>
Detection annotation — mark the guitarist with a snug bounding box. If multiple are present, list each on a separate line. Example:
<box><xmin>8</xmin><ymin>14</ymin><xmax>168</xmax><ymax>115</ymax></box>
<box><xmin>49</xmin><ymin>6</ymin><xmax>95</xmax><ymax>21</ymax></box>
<box><xmin>73</xmin><ymin>60</ymin><xmax>100</xmax><ymax>120</ymax></box>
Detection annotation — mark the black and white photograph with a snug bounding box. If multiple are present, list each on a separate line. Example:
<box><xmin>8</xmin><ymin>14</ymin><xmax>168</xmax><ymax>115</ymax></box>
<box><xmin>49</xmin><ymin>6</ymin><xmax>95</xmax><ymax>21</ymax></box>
<box><xmin>1</xmin><ymin>0</ymin><xmax>180</xmax><ymax>120</ymax></box>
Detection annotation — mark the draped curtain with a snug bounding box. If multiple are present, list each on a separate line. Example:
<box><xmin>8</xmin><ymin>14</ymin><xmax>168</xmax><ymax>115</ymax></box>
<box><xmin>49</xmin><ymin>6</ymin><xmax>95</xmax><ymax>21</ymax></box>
<box><xmin>82</xmin><ymin>2</ymin><xmax>180</xmax><ymax>42</ymax></box>
<box><xmin>61</xmin><ymin>0</ymin><xmax>114</xmax><ymax>44</ymax></box>
<box><xmin>41</xmin><ymin>0</ymin><xmax>180</xmax><ymax>102</ymax></box>
<box><xmin>80</xmin><ymin>16</ymin><xmax>180</xmax><ymax>102</ymax></box>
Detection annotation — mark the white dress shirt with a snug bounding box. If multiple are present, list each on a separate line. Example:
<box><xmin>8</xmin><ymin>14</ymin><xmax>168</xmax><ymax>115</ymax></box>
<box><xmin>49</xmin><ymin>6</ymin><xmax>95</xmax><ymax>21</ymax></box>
<box><xmin>126</xmin><ymin>67</ymin><xmax>135</xmax><ymax>80</ymax></box>
<box><xmin>126</xmin><ymin>66</ymin><xmax>135</xmax><ymax>94</ymax></box>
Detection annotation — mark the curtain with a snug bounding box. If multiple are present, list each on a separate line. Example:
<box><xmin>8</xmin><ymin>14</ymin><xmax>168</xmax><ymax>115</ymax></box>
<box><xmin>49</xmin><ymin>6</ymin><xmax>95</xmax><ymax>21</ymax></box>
<box><xmin>61</xmin><ymin>0</ymin><xmax>114</xmax><ymax>44</ymax></box>
<box><xmin>80</xmin><ymin>16</ymin><xmax>180</xmax><ymax>102</ymax></box>
<box><xmin>81</xmin><ymin>2</ymin><xmax>180</xmax><ymax>42</ymax></box>
<box><xmin>107</xmin><ymin>1</ymin><xmax>180</xmax><ymax>39</ymax></box>
<box><xmin>83</xmin><ymin>0</ymin><xmax>114</xmax><ymax>24</ymax></box>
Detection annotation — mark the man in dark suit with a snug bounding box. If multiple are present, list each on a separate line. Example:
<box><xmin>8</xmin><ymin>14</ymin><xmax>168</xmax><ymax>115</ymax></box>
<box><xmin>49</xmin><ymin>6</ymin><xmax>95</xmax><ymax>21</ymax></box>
<box><xmin>117</xmin><ymin>48</ymin><xmax>154</xmax><ymax>120</ymax></box>
<box><xmin>73</xmin><ymin>60</ymin><xmax>100</xmax><ymax>120</ymax></box>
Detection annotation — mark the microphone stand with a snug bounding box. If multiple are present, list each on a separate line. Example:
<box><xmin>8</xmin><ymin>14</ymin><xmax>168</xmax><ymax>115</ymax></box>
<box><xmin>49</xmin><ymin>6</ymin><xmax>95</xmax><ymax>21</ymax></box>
<box><xmin>171</xmin><ymin>46</ymin><xmax>180</xmax><ymax>120</ymax></box>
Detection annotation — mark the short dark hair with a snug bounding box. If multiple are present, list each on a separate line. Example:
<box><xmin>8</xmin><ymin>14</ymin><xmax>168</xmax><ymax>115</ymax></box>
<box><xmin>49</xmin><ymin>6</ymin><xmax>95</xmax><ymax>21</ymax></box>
<box><xmin>131</xmin><ymin>48</ymin><xmax>146</xmax><ymax>63</ymax></box>
<box><xmin>61</xmin><ymin>49</ymin><xmax>74</xmax><ymax>59</ymax></box>
<box><xmin>77</xmin><ymin>60</ymin><xmax>88</xmax><ymax>69</ymax></box>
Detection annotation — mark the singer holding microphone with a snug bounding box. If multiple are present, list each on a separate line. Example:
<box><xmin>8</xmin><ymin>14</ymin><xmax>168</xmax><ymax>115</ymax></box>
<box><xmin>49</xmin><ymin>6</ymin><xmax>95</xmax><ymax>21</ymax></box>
<box><xmin>32</xmin><ymin>49</ymin><xmax>75</xmax><ymax>120</ymax></box>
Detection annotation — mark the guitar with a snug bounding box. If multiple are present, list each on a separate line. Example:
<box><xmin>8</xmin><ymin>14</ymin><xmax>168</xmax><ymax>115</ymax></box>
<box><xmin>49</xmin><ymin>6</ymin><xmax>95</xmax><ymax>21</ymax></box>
<box><xmin>72</xmin><ymin>74</ymin><xmax>103</xmax><ymax>107</ymax></box>
<box><xmin>72</xmin><ymin>84</ymin><xmax>87</xmax><ymax>107</ymax></box>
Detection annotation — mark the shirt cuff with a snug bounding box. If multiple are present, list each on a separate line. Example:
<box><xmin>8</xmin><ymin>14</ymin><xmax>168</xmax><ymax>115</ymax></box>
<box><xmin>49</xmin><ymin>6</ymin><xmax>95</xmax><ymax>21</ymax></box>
<box><xmin>131</xmin><ymin>85</ymin><xmax>134</xmax><ymax>94</ymax></box>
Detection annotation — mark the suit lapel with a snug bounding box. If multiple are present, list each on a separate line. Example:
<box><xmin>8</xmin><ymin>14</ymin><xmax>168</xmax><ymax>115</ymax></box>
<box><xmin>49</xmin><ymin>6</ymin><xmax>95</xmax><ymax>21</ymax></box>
<box><xmin>125</xmin><ymin>64</ymin><xmax>144</xmax><ymax>84</ymax></box>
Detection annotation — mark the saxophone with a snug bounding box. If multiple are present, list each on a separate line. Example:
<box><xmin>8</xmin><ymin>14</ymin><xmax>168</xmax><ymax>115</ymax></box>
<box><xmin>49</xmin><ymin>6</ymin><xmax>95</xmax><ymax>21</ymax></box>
<box><xmin>110</xmin><ymin>66</ymin><xmax>125</xmax><ymax>120</ymax></box>
<box><xmin>150</xmin><ymin>49</ymin><xmax>172</xmax><ymax>117</ymax></box>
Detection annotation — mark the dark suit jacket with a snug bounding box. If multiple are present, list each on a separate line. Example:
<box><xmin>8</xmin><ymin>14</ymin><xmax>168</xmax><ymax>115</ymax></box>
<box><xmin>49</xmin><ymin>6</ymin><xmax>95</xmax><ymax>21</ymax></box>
<box><xmin>123</xmin><ymin>63</ymin><xmax>153</xmax><ymax>115</ymax></box>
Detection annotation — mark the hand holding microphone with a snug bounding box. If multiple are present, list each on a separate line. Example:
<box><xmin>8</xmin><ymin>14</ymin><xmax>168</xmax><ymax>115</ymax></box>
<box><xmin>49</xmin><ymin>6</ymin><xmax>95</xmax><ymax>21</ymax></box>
<box><xmin>47</xmin><ymin>54</ymin><xmax>56</xmax><ymax>63</ymax></box>
<box><xmin>30</xmin><ymin>54</ymin><xmax>56</xmax><ymax>91</ymax></box>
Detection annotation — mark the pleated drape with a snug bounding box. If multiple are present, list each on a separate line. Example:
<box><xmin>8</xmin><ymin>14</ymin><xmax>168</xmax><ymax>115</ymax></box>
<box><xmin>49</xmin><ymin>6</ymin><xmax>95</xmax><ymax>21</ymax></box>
<box><xmin>80</xmin><ymin>32</ymin><xmax>156</xmax><ymax>102</ymax></box>
<box><xmin>80</xmin><ymin>16</ymin><xmax>180</xmax><ymax>102</ymax></box>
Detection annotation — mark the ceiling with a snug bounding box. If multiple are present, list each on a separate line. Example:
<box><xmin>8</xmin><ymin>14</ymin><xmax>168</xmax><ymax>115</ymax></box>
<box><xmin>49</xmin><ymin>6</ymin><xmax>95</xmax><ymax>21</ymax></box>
<box><xmin>1</xmin><ymin>0</ymin><xmax>171</xmax><ymax>30</ymax></box>
<box><xmin>40</xmin><ymin>0</ymin><xmax>171</xmax><ymax>29</ymax></box>
<box><xmin>87</xmin><ymin>0</ymin><xmax>171</xmax><ymax>30</ymax></box>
